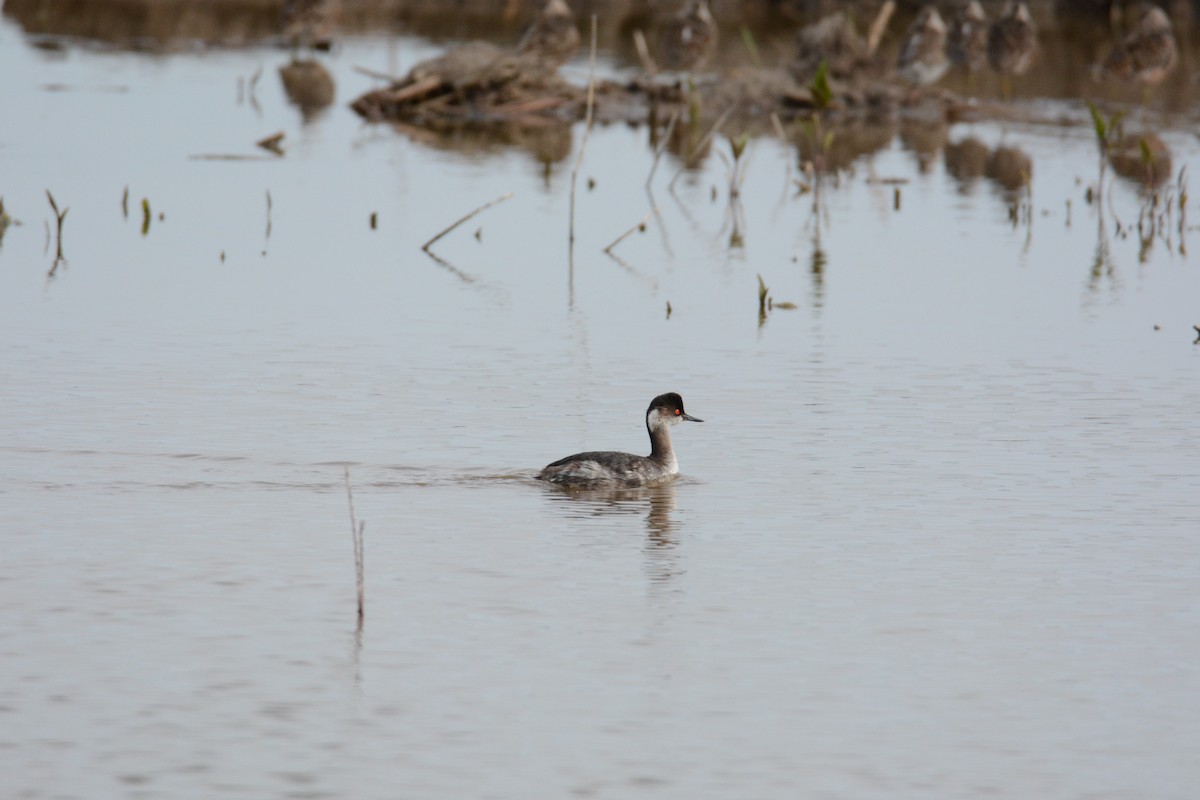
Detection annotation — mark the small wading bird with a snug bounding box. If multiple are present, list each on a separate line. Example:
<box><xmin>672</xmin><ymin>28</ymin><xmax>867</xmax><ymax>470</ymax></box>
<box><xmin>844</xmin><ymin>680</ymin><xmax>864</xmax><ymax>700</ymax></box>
<box><xmin>518</xmin><ymin>0</ymin><xmax>582</xmax><ymax>69</ymax></box>
<box><xmin>987</xmin><ymin>0</ymin><xmax>1039</xmax><ymax>99</ymax></box>
<box><xmin>947</xmin><ymin>0</ymin><xmax>989</xmax><ymax>74</ymax></box>
<box><xmin>659</xmin><ymin>0</ymin><xmax>718</xmax><ymax>74</ymax></box>
<box><xmin>538</xmin><ymin>393</ymin><xmax>703</xmax><ymax>489</ymax></box>
<box><xmin>279</xmin><ymin>0</ymin><xmax>339</xmax><ymax>54</ymax></box>
<box><xmin>1102</xmin><ymin>4</ymin><xmax>1177</xmax><ymax>102</ymax></box>
<box><xmin>897</xmin><ymin>6</ymin><xmax>950</xmax><ymax>88</ymax></box>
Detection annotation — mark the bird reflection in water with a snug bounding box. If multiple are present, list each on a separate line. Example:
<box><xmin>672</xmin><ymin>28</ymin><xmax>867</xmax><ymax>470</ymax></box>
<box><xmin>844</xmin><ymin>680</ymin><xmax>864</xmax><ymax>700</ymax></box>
<box><xmin>943</xmin><ymin>136</ymin><xmax>990</xmax><ymax>193</ymax></box>
<box><xmin>541</xmin><ymin>482</ymin><xmax>682</xmax><ymax>584</ymax></box>
<box><xmin>278</xmin><ymin>60</ymin><xmax>336</xmax><ymax>123</ymax></box>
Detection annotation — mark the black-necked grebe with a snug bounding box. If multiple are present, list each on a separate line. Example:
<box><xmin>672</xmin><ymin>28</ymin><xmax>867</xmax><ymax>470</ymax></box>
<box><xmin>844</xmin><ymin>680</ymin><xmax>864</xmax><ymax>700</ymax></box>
<box><xmin>538</xmin><ymin>393</ymin><xmax>703</xmax><ymax>488</ymax></box>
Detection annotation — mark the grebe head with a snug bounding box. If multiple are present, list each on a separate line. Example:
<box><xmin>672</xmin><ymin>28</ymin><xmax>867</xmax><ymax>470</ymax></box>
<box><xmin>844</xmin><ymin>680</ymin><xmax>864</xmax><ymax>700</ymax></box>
<box><xmin>646</xmin><ymin>392</ymin><xmax>703</xmax><ymax>431</ymax></box>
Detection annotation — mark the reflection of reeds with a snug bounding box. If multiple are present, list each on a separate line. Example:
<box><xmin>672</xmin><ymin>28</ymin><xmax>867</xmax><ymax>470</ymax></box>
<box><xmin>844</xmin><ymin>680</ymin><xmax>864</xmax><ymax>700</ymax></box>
<box><xmin>1133</xmin><ymin>165</ymin><xmax>1188</xmax><ymax>261</ymax></box>
<box><xmin>45</xmin><ymin>192</ymin><xmax>68</xmax><ymax>280</ymax></box>
<box><xmin>46</xmin><ymin>191</ymin><xmax>67</xmax><ymax>260</ymax></box>
<box><xmin>568</xmin><ymin>15</ymin><xmax>597</xmax><ymax>248</ymax></box>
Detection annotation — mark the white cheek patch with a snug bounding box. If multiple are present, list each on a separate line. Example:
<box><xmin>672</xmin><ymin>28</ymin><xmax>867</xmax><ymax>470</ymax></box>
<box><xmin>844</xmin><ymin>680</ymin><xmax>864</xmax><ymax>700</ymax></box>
<box><xmin>647</xmin><ymin>407</ymin><xmax>683</xmax><ymax>430</ymax></box>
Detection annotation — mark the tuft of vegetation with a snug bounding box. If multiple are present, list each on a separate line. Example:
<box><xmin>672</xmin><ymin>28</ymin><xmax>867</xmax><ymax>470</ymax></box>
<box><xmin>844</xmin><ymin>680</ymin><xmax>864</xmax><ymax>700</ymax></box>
<box><xmin>739</xmin><ymin>25</ymin><xmax>762</xmax><ymax>68</ymax></box>
<box><xmin>809</xmin><ymin>60</ymin><xmax>833</xmax><ymax>111</ymax></box>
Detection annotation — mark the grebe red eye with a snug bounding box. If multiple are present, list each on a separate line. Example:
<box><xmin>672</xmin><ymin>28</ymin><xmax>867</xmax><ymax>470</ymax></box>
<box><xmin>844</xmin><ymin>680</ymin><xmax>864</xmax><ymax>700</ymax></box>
<box><xmin>675</xmin><ymin>409</ymin><xmax>681</xmax><ymax>415</ymax></box>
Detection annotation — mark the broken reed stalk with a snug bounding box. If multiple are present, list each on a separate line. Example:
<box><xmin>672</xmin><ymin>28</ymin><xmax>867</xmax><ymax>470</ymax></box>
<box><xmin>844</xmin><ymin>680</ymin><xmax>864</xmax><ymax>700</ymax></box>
<box><xmin>769</xmin><ymin>112</ymin><xmax>787</xmax><ymax>142</ymax></box>
<box><xmin>603</xmin><ymin>207</ymin><xmax>658</xmax><ymax>253</ymax></box>
<box><xmin>866</xmin><ymin>0</ymin><xmax>896</xmax><ymax>58</ymax></box>
<box><xmin>632</xmin><ymin>29</ymin><xmax>658</xmax><ymax>75</ymax></box>
<box><xmin>646</xmin><ymin>110</ymin><xmax>680</xmax><ymax>189</ymax></box>
<box><xmin>568</xmin><ymin>15</ymin><xmax>599</xmax><ymax>247</ymax></box>
<box><xmin>344</xmin><ymin>467</ymin><xmax>365</xmax><ymax>626</ymax></box>
<box><xmin>46</xmin><ymin>191</ymin><xmax>68</xmax><ymax>259</ymax></box>
<box><xmin>421</xmin><ymin>192</ymin><xmax>514</xmax><ymax>252</ymax></box>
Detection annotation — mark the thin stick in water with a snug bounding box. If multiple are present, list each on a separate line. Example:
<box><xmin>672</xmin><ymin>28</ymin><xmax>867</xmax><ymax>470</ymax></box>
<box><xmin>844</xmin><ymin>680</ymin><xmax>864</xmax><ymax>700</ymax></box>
<box><xmin>603</xmin><ymin>207</ymin><xmax>658</xmax><ymax>253</ymax></box>
<box><xmin>568</xmin><ymin>15</ymin><xmax>599</xmax><ymax>247</ymax></box>
<box><xmin>344</xmin><ymin>467</ymin><xmax>365</xmax><ymax>625</ymax></box>
<box><xmin>265</xmin><ymin>190</ymin><xmax>273</xmax><ymax>240</ymax></box>
<box><xmin>421</xmin><ymin>192</ymin><xmax>514</xmax><ymax>252</ymax></box>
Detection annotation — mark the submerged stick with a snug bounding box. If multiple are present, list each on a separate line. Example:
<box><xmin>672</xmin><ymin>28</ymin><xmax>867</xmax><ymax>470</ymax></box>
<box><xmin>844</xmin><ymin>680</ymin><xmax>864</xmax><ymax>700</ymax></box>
<box><xmin>421</xmin><ymin>192</ymin><xmax>514</xmax><ymax>252</ymax></box>
<box><xmin>344</xmin><ymin>467</ymin><xmax>365</xmax><ymax>626</ymax></box>
<box><xmin>603</xmin><ymin>207</ymin><xmax>658</xmax><ymax>253</ymax></box>
<box><xmin>568</xmin><ymin>15</ymin><xmax>599</xmax><ymax>247</ymax></box>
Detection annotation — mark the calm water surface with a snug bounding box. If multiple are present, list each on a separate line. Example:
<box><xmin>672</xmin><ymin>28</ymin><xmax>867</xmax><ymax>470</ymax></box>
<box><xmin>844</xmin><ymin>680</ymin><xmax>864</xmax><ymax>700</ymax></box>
<box><xmin>1</xmin><ymin>14</ymin><xmax>1198</xmax><ymax>800</ymax></box>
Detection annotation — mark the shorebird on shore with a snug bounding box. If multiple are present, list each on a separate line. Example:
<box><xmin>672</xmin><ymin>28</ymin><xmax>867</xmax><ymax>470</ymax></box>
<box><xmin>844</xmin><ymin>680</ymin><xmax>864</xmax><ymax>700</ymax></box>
<box><xmin>279</xmin><ymin>0</ymin><xmax>339</xmax><ymax>54</ymax></box>
<box><xmin>1102</xmin><ymin>4</ymin><xmax>1177</xmax><ymax>102</ymax></box>
<box><xmin>518</xmin><ymin>0</ymin><xmax>582</xmax><ymax>69</ymax></box>
<box><xmin>947</xmin><ymin>1</ymin><xmax>988</xmax><ymax>74</ymax></box>
<box><xmin>987</xmin><ymin>1</ymin><xmax>1039</xmax><ymax>99</ymax></box>
<box><xmin>659</xmin><ymin>0</ymin><xmax>718</xmax><ymax>74</ymax></box>
<box><xmin>897</xmin><ymin>6</ymin><xmax>949</xmax><ymax>88</ymax></box>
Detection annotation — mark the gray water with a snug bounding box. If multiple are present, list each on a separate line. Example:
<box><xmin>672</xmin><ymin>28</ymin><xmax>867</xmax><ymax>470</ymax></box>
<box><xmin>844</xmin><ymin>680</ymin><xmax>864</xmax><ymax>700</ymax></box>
<box><xmin>2</xmin><ymin>18</ymin><xmax>1199</xmax><ymax>800</ymax></box>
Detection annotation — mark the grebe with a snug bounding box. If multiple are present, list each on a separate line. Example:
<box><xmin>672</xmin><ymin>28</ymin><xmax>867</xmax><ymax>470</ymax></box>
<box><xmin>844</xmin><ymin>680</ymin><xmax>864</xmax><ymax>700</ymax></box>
<box><xmin>538</xmin><ymin>393</ymin><xmax>703</xmax><ymax>488</ymax></box>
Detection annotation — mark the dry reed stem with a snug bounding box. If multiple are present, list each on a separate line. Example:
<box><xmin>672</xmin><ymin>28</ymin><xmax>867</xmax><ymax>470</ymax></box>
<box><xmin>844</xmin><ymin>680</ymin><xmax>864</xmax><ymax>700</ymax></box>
<box><xmin>769</xmin><ymin>112</ymin><xmax>787</xmax><ymax>142</ymax></box>
<box><xmin>633</xmin><ymin>29</ymin><xmax>658</xmax><ymax>75</ymax></box>
<box><xmin>646</xmin><ymin>110</ymin><xmax>680</xmax><ymax>189</ymax></box>
<box><xmin>381</xmin><ymin>76</ymin><xmax>444</xmax><ymax>105</ymax></box>
<box><xmin>866</xmin><ymin>0</ymin><xmax>896</xmax><ymax>58</ymax></box>
<box><xmin>603</xmin><ymin>207</ymin><xmax>659</xmax><ymax>253</ymax></box>
<box><xmin>569</xmin><ymin>15</ymin><xmax>599</xmax><ymax>247</ymax></box>
<box><xmin>422</xmin><ymin>192</ymin><xmax>514</xmax><ymax>252</ymax></box>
